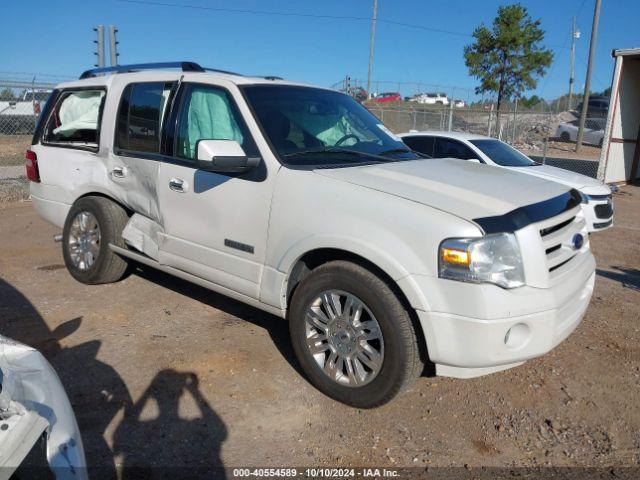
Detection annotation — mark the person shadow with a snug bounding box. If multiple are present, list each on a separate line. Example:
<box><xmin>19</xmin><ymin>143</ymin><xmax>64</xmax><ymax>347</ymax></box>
<box><xmin>113</xmin><ymin>370</ymin><xmax>227</xmax><ymax>479</ymax></box>
<box><xmin>0</xmin><ymin>278</ymin><xmax>131</xmax><ymax>479</ymax></box>
<box><xmin>1</xmin><ymin>278</ymin><xmax>227</xmax><ymax>479</ymax></box>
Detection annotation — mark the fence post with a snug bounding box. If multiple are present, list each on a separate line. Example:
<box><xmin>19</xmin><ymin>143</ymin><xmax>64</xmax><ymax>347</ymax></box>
<box><xmin>447</xmin><ymin>99</ymin><xmax>454</xmax><ymax>132</ymax></box>
<box><xmin>412</xmin><ymin>110</ymin><xmax>417</xmax><ymax>130</ymax></box>
<box><xmin>511</xmin><ymin>98</ymin><xmax>518</xmax><ymax>143</ymax></box>
<box><xmin>487</xmin><ymin>103</ymin><xmax>494</xmax><ymax>137</ymax></box>
<box><xmin>542</xmin><ymin>110</ymin><xmax>550</xmax><ymax>164</ymax></box>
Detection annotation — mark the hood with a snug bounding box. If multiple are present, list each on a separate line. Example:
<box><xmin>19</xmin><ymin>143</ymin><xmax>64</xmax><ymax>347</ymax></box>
<box><xmin>505</xmin><ymin>164</ymin><xmax>607</xmax><ymax>192</ymax></box>
<box><xmin>315</xmin><ymin>159</ymin><xmax>570</xmax><ymax>222</ymax></box>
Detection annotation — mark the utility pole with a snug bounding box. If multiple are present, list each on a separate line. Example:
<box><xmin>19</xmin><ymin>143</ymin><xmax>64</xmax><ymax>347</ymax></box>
<box><xmin>576</xmin><ymin>0</ymin><xmax>601</xmax><ymax>153</ymax></box>
<box><xmin>93</xmin><ymin>25</ymin><xmax>105</xmax><ymax>68</ymax></box>
<box><xmin>108</xmin><ymin>25</ymin><xmax>119</xmax><ymax>66</ymax></box>
<box><xmin>366</xmin><ymin>0</ymin><xmax>378</xmax><ymax>99</ymax></box>
<box><xmin>568</xmin><ymin>16</ymin><xmax>580</xmax><ymax>111</ymax></box>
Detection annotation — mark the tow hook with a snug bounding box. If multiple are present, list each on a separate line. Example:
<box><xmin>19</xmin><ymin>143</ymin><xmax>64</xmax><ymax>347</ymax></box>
<box><xmin>53</xmin><ymin>234</ymin><xmax>63</xmax><ymax>243</ymax></box>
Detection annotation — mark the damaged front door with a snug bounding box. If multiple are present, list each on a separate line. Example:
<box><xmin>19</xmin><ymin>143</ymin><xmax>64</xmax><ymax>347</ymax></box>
<box><xmin>157</xmin><ymin>83</ymin><xmax>273</xmax><ymax>299</ymax></box>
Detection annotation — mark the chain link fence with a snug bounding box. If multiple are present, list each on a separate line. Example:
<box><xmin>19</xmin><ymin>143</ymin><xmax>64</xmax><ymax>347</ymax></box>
<box><xmin>0</xmin><ymin>74</ymin><xmax>603</xmax><ymax>179</ymax></box>
<box><xmin>366</xmin><ymin>103</ymin><xmax>602</xmax><ymax>179</ymax></box>
<box><xmin>0</xmin><ymin>75</ymin><xmax>67</xmax><ymax>167</ymax></box>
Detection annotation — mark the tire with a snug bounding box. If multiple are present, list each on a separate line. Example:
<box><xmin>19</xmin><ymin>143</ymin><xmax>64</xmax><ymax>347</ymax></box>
<box><xmin>560</xmin><ymin>131</ymin><xmax>571</xmax><ymax>142</ymax></box>
<box><xmin>289</xmin><ymin>260</ymin><xmax>424</xmax><ymax>408</ymax></box>
<box><xmin>62</xmin><ymin>196</ymin><xmax>129</xmax><ymax>285</ymax></box>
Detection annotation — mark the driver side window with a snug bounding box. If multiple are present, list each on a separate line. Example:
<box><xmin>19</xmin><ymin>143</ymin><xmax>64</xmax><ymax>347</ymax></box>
<box><xmin>175</xmin><ymin>85</ymin><xmax>257</xmax><ymax>160</ymax></box>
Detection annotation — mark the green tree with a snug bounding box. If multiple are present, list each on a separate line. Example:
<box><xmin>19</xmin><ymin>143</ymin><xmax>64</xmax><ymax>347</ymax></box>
<box><xmin>464</xmin><ymin>4</ymin><xmax>553</xmax><ymax>116</ymax></box>
<box><xmin>520</xmin><ymin>94</ymin><xmax>543</xmax><ymax>109</ymax></box>
<box><xmin>0</xmin><ymin>88</ymin><xmax>16</xmax><ymax>101</ymax></box>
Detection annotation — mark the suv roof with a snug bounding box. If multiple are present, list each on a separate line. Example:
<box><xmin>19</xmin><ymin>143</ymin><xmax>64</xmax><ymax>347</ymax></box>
<box><xmin>59</xmin><ymin>61</ymin><xmax>312</xmax><ymax>90</ymax></box>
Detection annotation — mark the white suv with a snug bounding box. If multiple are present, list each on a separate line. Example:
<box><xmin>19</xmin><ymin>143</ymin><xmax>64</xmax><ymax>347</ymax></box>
<box><xmin>27</xmin><ymin>62</ymin><xmax>595</xmax><ymax>407</ymax></box>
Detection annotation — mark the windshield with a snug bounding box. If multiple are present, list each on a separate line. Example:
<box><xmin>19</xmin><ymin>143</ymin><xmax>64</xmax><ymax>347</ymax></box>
<box><xmin>469</xmin><ymin>139</ymin><xmax>536</xmax><ymax>167</ymax></box>
<box><xmin>243</xmin><ymin>85</ymin><xmax>419</xmax><ymax>166</ymax></box>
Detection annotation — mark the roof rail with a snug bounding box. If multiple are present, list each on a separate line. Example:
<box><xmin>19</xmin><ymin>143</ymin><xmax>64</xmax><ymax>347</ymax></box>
<box><xmin>79</xmin><ymin>61</ymin><xmax>207</xmax><ymax>79</ymax></box>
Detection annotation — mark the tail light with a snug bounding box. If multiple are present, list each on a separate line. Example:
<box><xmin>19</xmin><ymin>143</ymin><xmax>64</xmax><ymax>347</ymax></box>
<box><xmin>25</xmin><ymin>150</ymin><xmax>40</xmax><ymax>182</ymax></box>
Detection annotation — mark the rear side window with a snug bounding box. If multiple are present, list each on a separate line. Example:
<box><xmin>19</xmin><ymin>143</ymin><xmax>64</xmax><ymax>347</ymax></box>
<box><xmin>433</xmin><ymin>138</ymin><xmax>476</xmax><ymax>160</ymax></box>
<box><xmin>402</xmin><ymin>136</ymin><xmax>434</xmax><ymax>157</ymax></box>
<box><xmin>43</xmin><ymin>89</ymin><xmax>105</xmax><ymax>148</ymax></box>
<box><xmin>116</xmin><ymin>82</ymin><xmax>173</xmax><ymax>154</ymax></box>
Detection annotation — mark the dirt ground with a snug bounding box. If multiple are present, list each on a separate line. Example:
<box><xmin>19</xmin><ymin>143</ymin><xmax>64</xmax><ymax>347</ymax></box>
<box><xmin>0</xmin><ymin>187</ymin><xmax>639</xmax><ymax>478</ymax></box>
<box><xmin>0</xmin><ymin>134</ymin><xmax>31</xmax><ymax>166</ymax></box>
<box><xmin>521</xmin><ymin>141</ymin><xmax>602</xmax><ymax>161</ymax></box>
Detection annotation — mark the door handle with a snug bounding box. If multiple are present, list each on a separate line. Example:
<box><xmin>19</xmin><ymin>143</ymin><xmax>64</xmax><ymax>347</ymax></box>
<box><xmin>169</xmin><ymin>178</ymin><xmax>188</xmax><ymax>193</ymax></box>
<box><xmin>112</xmin><ymin>166</ymin><xmax>126</xmax><ymax>178</ymax></box>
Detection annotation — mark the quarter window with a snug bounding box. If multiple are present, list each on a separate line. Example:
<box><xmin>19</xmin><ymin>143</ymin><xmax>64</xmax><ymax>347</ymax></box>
<box><xmin>43</xmin><ymin>89</ymin><xmax>105</xmax><ymax>147</ymax></box>
<box><xmin>116</xmin><ymin>82</ymin><xmax>173</xmax><ymax>154</ymax></box>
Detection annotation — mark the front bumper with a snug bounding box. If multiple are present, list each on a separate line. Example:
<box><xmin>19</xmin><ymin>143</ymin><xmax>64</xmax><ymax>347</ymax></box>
<box><xmin>410</xmin><ymin>252</ymin><xmax>595</xmax><ymax>378</ymax></box>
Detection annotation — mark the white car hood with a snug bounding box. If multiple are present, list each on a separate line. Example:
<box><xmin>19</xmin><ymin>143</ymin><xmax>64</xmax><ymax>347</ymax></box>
<box><xmin>505</xmin><ymin>164</ymin><xmax>608</xmax><ymax>193</ymax></box>
<box><xmin>315</xmin><ymin>159</ymin><xmax>570</xmax><ymax>223</ymax></box>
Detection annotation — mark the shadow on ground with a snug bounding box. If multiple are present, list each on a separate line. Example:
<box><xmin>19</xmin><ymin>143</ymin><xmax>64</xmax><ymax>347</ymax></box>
<box><xmin>596</xmin><ymin>266</ymin><xmax>640</xmax><ymax>292</ymax></box>
<box><xmin>133</xmin><ymin>265</ymin><xmax>302</xmax><ymax>376</ymax></box>
<box><xmin>0</xmin><ymin>278</ymin><xmax>228</xmax><ymax>479</ymax></box>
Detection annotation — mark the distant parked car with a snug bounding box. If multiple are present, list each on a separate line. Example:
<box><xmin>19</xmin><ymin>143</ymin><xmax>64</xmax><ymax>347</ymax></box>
<box><xmin>453</xmin><ymin>99</ymin><xmax>466</xmax><ymax>108</ymax></box>
<box><xmin>346</xmin><ymin>86</ymin><xmax>368</xmax><ymax>103</ymax></box>
<box><xmin>408</xmin><ymin>92</ymin><xmax>449</xmax><ymax>105</ymax></box>
<box><xmin>372</xmin><ymin>92</ymin><xmax>401</xmax><ymax>103</ymax></box>
<box><xmin>555</xmin><ymin>118</ymin><xmax>605</xmax><ymax>147</ymax></box>
<box><xmin>575</xmin><ymin>96</ymin><xmax>609</xmax><ymax>118</ymax></box>
<box><xmin>400</xmin><ymin>131</ymin><xmax>613</xmax><ymax>232</ymax></box>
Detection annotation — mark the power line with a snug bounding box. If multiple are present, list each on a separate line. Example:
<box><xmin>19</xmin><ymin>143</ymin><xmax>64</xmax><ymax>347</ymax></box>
<box><xmin>116</xmin><ymin>0</ymin><xmax>473</xmax><ymax>38</ymax></box>
<box><xmin>0</xmin><ymin>70</ymin><xmax>75</xmax><ymax>79</ymax></box>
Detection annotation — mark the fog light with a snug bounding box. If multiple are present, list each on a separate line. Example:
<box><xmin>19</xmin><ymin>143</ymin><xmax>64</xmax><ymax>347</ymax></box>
<box><xmin>504</xmin><ymin>323</ymin><xmax>531</xmax><ymax>349</ymax></box>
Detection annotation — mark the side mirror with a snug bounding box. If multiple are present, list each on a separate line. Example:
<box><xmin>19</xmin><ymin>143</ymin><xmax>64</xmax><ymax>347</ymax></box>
<box><xmin>468</xmin><ymin>158</ymin><xmax>481</xmax><ymax>164</ymax></box>
<box><xmin>196</xmin><ymin>140</ymin><xmax>260</xmax><ymax>173</ymax></box>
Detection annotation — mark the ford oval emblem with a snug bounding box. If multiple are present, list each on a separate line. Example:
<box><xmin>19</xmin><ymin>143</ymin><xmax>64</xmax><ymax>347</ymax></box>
<box><xmin>571</xmin><ymin>233</ymin><xmax>584</xmax><ymax>250</ymax></box>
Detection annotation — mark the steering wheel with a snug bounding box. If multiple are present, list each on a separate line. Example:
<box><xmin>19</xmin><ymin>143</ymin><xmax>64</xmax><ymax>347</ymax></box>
<box><xmin>334</xmin><ymin>134</ymin><xmax>360</xmax><ymax>147</ymax></box>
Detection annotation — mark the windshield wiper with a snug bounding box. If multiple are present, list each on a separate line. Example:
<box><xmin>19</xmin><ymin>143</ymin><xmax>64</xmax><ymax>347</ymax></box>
<box><xmin>378</xmin><ymin>147</ymin><xmax>430</xmax><ymax>159</ymax></box>
<box><xmin>282</xmin><ymin>147</ymin><xmax>385</xmax><ymax>162</ymax></box>
<box><xmin>378</xmin><ymin>147</ymin><xmax>412</xmax><ymax>156</ymax></box>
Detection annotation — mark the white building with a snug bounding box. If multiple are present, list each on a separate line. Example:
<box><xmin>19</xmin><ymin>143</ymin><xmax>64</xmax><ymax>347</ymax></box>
<box><xmin>598</xmin><ymin>48</ymin><xmax>640</xmax><ymax>184</ymax></box>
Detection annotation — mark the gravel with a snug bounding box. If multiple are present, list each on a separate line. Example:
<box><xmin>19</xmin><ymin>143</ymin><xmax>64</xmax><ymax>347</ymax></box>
<box><xmin>0</xmin><ymin>182</ymin><xmax>638</xmax><ymax>474</ymax></box>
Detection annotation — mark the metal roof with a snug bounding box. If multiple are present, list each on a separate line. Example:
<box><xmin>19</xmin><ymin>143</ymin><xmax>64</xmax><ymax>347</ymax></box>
<box><xmin>612</xmin><ymin>48</ymin><xmax>640</xmax><ymax>58</ymax></box>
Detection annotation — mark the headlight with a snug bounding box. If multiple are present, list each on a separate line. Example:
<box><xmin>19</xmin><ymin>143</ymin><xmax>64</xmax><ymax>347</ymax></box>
<box><xmin>439</xmin><ymin>233</ymin><xmax>525</xmax><ymax>289</ymax></box>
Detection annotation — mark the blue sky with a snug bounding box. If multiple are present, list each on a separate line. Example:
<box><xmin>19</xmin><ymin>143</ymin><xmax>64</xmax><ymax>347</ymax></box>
<box><xmin>1</xmin><ymin>0</ymin><xmax>638</xmax><ymax>101</ymax></box>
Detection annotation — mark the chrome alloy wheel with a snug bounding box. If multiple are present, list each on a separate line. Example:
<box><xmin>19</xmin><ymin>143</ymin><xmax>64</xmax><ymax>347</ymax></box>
<box><xmin>305</xmin><ymin>290</ymin><xmax>384</xmax><ymax>387</ymax></box>
<box><xmin>67</xmin><ymin>211</ymin><xmax>101</xmax><ymax>271</ymax></box>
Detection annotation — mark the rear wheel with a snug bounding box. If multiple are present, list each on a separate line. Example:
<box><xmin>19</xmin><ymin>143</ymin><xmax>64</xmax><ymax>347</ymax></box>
<box><xmin>289</xmin><ymin>260</ymin><xmax>424</xmax><ymax>408</ymax></box>
<box><xmin>62</xmin><ymin>196</ymin><xmax>129</xmax><ymax>284</ymax></box>
<box><xmin>560</xmin><ymin>131</ymin><xmax>571</xmax><ymax>142</ymax></box>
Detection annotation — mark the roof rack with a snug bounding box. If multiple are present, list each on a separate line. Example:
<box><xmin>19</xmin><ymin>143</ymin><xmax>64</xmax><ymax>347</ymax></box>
<box><xmin>78</xmin><ymin>62</ymin><xmax>240</xmax><ymax>79</ymax></box>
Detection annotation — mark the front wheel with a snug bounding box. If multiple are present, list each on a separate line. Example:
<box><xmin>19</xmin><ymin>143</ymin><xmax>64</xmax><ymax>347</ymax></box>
<box><xmin>289</xmin><ymin>261</ymin><xmax>424</xmax><ymax>408</ymax></box>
